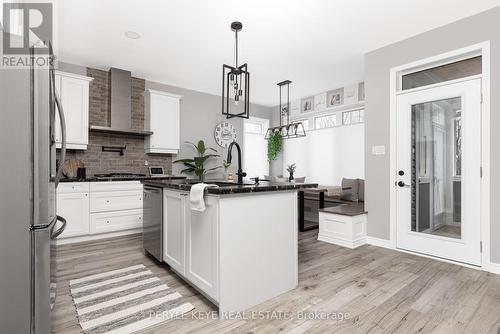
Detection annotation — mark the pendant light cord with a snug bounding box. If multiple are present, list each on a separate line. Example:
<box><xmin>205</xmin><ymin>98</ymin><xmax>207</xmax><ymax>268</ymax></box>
<box><xmin>235</xmin><ymin>30</ymin><xmax>238</xmax><ymax>68</ymax></box>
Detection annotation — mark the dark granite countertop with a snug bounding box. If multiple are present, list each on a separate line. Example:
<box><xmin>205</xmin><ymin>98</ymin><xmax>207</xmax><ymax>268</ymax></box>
<box><xmin>318</xmin><ymin>202</ymin><xmax>367</xmax><ymax>216</ymax></box>
<box><xmin>59</xmin><ymin>176</ymin><xmax>187</xmax><ymax>182</ymax></box>
<box><xmin>142</xmin><ymin>179</ymin><xmax>318</xmax><ymax>195</ymax></box>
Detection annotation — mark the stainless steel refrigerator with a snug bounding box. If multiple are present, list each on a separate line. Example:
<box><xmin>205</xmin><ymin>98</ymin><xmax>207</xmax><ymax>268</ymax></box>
<box><xmin>0</xmin><ymin>45</ymin><xmax>67</xmax><ymax>333</ymax></box>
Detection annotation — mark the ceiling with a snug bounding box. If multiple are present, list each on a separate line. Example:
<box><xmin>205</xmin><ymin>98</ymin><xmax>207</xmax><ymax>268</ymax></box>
<box><xmin>56</xmin><ymin>0</ymin><xmax>500</xmax><ymax>106</ymax></box>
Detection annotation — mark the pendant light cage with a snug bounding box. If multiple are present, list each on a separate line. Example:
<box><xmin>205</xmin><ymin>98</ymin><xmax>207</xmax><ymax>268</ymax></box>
<box><xmin>265</xmin><ymin>80</ymin><xmax>306</xmax><ymax>140</ymax></box>
<box><xmin>222</xmin><ymin>21</ymin><xmax>250</xmax><ymax>119</ymax></box>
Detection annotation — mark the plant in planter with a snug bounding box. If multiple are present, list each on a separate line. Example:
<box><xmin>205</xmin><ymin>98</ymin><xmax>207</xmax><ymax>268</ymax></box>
<box><xmin>267</xmin><ymin>130</ymin><xmax>282</xmax><ymax>163</ymax></box>
<box><xmin>174</xmin><ymin>140</ymin><xmax>221</xmax><ymax>182</ymax></box>
<box><xmin>287</xmin><ymin>163</ymin><xmax>296</xmax><ymax>182</ymax></box>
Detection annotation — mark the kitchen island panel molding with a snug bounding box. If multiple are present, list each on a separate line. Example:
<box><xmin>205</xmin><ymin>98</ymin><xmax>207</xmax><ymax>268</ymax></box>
<box><xmin>218</xmin><ymin>191</ymin><xmax>298</xmax><ymax>313</ymax></box>
<box><xmin>160</xmin><ymin>186</ymin><xmax>299</xmax><ymax>314</ymax></box>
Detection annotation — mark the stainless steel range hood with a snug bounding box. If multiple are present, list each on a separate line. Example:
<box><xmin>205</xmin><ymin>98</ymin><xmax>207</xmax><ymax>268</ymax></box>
<box><xmin>90</xmin><ymin>68</ymin><xmax>153</xmax><ymax>136</ymax></box>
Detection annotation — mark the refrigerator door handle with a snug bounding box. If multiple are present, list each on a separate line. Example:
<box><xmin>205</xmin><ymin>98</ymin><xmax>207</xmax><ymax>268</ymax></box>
<box><xmin>52</xmin><ymin>70</ymin><xmax>66</xmax><ymax>189</ymax></box>
<box><xmin>51</xmin><ymin>215</ymin><xmax>67</xmax><ymax>239</ymax></box>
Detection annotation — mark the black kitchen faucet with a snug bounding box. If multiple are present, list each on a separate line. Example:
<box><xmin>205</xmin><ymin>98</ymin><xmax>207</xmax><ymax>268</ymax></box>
<box><xmin>226</xmin><ymin>141</ymin><xmax>247</xmax><ymax>185</ymax></box>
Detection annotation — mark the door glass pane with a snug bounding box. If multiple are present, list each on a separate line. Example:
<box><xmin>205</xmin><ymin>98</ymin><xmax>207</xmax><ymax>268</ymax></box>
<box><xmin>411</xmin><ymin>97</ymin><xmax>462</xmax><ymax>239</ymax></box>
<box><xmin>402</xmin><ymin>56</ymin><xmax>481</xmax><ymax>90</ymax></box>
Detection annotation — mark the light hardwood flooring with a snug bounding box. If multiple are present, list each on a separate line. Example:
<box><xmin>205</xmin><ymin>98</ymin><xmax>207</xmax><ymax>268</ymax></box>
<box><xmin>53</xmin><ymin>231</ymin><xmax>500</xmax><ymax>334</ymax></box>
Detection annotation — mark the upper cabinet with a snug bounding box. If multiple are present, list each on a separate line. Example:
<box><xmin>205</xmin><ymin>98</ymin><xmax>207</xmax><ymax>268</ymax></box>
<box><xmin>144</xmin><ymin>89</ymin><xmax>182</xmax><ymax>154</ymax></box>
<box><xmin>55</xmin><ymin>71</ymin><xmax>93</xmax><ymax>150</ymax></box>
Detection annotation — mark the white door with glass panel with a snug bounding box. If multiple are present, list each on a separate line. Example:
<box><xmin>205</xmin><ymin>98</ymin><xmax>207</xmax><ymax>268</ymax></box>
<box><xmin>396</xmin><ymin>79</ymin><xmax>481</xmax><ymax>265</ymax></box>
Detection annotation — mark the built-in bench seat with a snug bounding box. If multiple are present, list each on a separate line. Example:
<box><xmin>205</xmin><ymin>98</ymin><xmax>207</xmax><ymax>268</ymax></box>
<box><xmin>318</xmin><ymin>202</ymin><xmax>367</xmax><ymax>249</ymax></box>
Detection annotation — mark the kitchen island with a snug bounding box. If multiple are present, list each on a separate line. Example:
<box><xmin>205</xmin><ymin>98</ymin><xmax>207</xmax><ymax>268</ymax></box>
<box><xmin>142</xmin><ymin>179</ymin><xmax>317</xmax><ymax>315</ymax></box>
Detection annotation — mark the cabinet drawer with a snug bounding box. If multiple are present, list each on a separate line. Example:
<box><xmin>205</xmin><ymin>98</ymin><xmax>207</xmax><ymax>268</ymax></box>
<box><xmin>57</xmin><ymin>182</ymin><xmax>90</xmax><ymax>194</ymax></box>
<box><xmin>90</xmin><ymin>209</ymin><xmax>143</xmax><ymax>234</ymax></box>
<box><xmin>90</xmin><ymin>190</ymin><xmax>143</xmax><ymax>213</ymax></box>
<box><xmin>90</xmin><ymin>181</ymin><xmax>142</xmax><ymax>192</ymax></box>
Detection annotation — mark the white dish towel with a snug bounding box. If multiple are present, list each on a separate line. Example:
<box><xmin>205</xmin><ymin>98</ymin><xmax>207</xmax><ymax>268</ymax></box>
<box><xmin>190</xmin><ymin>183</ymin><xmax>219</xmax><ymax>212</ymax></box>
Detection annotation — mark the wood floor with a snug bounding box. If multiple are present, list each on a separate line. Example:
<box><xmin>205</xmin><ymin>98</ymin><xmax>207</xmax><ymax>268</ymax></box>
<box><xmin>53</xmin><ymin>230</ymin><xmax>500</xmax><ymax>334</ymax></box>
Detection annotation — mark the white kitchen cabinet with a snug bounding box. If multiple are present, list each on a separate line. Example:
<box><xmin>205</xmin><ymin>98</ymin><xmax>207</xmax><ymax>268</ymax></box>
<box><xmin>90</xmin><ymin>209</ymin><xmax>143</xmax><ymax>234</ymax></box>
<box><xmin>90</xmin><ymin>191</ymin><xmax>143</xmax><ymax>213</ymax></box>
<box><xmin>161</xmin><ymin>189</ymin><xmax>298</xmax><ymax>312</ymax></box>
<box><xmin>185</xmin><ymin>196</ymin><xmax>219</xmax><ymax>300</ymax></box>
<box><xmin>57</xmin><ymin>181</ymin><xmax>143</xmax><ymax>243</ymax></box>
<box><xmin>55</xmin><ymin>71</ymin><xmax>93</xmax><ymax>150</ymax></box>
<box><xmin>56</xmin><ymin>190</ymin><xmax>90</xmax><ymax>238</ymax></box>
<box><xmin>163</xmin><ymin>190</ymin><xmax>187</xmax><ymax>275</ymax></box>
<box><xmin>89</xmin><ymin>181</ymin><xmax>143</xmax><ymax>234</ymax></box>
<box><xmin>144</xmin><ymin>89</ymin><xmax>182</xmax><ymax>154</ymax></box>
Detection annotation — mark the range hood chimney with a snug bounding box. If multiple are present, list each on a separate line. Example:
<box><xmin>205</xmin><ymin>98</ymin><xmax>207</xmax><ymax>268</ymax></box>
<box><xmin>90</xmin><ymin>68</ymin><xmax>153</xmax><ymax>136</ymax></box>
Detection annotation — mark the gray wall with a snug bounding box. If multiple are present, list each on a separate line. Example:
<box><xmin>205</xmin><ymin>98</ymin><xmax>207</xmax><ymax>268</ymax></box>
<box><xmin>145</xmin><ymin>81</ymin><xmax>274</xmax><ymax>178</ymax></box>
<box><xmin>364</xmin><ymin>7</ymin><xmax>500</xmax><ymax>262</ymax></box>
<box><xmin>57</xmin><ymin>61</ymin><xmax>274</xmax><ymax>178</ymax></box>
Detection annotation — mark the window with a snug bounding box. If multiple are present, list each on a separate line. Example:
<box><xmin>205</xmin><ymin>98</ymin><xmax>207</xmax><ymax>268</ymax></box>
<box><xmin>292</xmin><ymin>119</ymin><xmax>309</xmax><ymax>131</ymax></box>
<box><xmin>342</xmin><ymin>109</ymin><xmax>364</xmax><ymax>125</ymax></box>
<box><xmin>453</xmin><ymin>113</ymin><xmax>462</xmax><ymax>177</ymax></box>
<box><xmin>244</xmin><ymin>121</ymin><xmax>263</xmax><ymax>135</ymax></box>
<box><xmin>402</xmin><ymin>56</ymin><xmax>482</xmax><ymax>91</ymax></box>
<box><xmin>314</xmin><ymin>113</ymin><xmax>337</xmax><ymax>129</ymax></box>
<box><xmin>243</xmin><ymin>117</ymin><xmax>269</xmax><ymax>178</ymax></box>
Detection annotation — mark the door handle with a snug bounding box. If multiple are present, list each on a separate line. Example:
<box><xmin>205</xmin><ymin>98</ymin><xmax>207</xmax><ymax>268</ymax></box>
<box><xmin>52</xmin><ymin>64</ymin><xmax>67</xmax><ymax>189</ymax></box>
<box><xmin>397</xmin><ymin>181</ymin><xmax>410</xmax><ymax>188</ymax></box>
<box><xmin>51</xmin><ymin>215</ymin><xmax>67</xmax><ymax>239</ymax></box>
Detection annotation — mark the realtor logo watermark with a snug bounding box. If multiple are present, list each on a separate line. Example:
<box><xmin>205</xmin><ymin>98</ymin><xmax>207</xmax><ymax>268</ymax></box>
<box><xmin>1</xmin><ymin>2</ymin><xmax>53</xmax><ymax>68</ymax></box>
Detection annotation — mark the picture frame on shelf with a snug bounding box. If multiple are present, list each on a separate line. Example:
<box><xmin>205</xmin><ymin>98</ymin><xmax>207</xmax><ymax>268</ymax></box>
<box><xmin>301</xmin><ymin>96</ymin><xmax>314</xmax><ymax>113</ymax></box>
<box><xmin>290</xmin><ymin>99</ymin><xmax>300</xmax><ymax>116</ymax></box>
<box><xmin>343</xmin><ymin>84</ymin><xmax>358</xmax><ymax>105</ymax></box>
<box><xmin>326</xmin><ymin>88</ymin><xmax>344</xmax><ymax>108</ymax></box>
<box><xmin>358</xmin><ymin>82</ymin><xmax>365</xmax><ymax>101</ymax></box>
<box><xmin>314</xmin><ymin>92</ymin><xmax>326</xmax><ymax>111</ymax></box>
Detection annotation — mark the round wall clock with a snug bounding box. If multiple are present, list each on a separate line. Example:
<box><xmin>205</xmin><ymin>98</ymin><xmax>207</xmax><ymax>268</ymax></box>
<box><xmin>214</xmin><ymin>122</ymin><xmax>237</xmax><ymax>148</ymax></box>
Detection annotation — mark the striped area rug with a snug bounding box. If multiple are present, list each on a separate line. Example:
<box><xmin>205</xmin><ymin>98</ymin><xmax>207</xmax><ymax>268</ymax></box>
<box><xmin>70</xmin><ymin>264</ymin><xmax>194</xmax><ymax>334</ymax></box>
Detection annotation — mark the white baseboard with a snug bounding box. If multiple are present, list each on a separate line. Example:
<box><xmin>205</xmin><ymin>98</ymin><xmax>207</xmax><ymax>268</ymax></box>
<box><xmin>318</xmin><ymin>234</ymin><xmax>366</xmax><ymax>249</ymax></box>
<box><xmin>56</xmin><ymin>228</ymin><xmax>142</xmax><ymax>245</ymax></box>
<box><xmin>366</xmin><ymin>236</ymin><xmax>394</xmax><ymax>249</ymax></box>
<box><xmin>489</xmin><ymin>262</ymin><xmax>500</xmax><ymax>275</ymax></box>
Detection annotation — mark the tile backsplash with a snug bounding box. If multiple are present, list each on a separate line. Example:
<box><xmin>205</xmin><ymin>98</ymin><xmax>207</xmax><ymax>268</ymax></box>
<box><xmin>59</xmin><ymin>68</ymin><xmax>173</xmax><ymax>176</ymax></box>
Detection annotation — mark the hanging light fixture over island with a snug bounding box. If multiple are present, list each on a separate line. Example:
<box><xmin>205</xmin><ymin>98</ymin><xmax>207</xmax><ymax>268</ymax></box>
<box><xmin>222</xmin><ymin>21</ymin><xmax>250</xmax><ymax>119</ymax></box>
<box><xmin>265</xmin><ymin>80</ymin><xmax>306</xmax><ymax>140</ymax></box>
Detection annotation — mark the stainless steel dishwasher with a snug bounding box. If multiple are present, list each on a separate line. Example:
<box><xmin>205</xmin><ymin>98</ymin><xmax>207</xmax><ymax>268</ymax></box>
<box><xmin>143</xmin><ymin>186</ymin><xmax>163</xmax><ymax>262</ymax></box>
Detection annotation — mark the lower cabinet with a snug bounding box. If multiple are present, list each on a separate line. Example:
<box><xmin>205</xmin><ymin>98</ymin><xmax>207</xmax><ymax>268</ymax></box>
<box><xmin>163</xmin><ymin>190</ymin><xmax>219</xmax><ymax>301</ymax></box>
<box><xmin>57</xmin><ymin>181</ymin><xmax>143</xmax><ymax>242</ymax></box>
<box><xmin>57</xmin><ymin>191</ymin><xmax>90</xmax><ymax>238</ymax></box>
<box><xmin>185</xmin><ymin>196</ymin><xmax>218</xmax><ymax>301</ymax></box>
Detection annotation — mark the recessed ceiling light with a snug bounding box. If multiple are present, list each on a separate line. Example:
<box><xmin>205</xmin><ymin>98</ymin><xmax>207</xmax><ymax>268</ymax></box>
<box><xmin>124</xmin><ymin>31</ymin><xmax>141</xmax><ymax>39</ymax></box>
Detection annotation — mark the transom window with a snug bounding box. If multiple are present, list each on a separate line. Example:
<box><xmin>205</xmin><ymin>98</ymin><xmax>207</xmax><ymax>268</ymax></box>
<box><xmin>244</xmin><ymin>121</ymin><xmax>264</xmax><ymax>135</ymax></box>
<box><xmin>402</xmin><ymin>56</ymin><xmax>482</xmax><ymax>91</ymax></box>
<box><xmin>314</xmin><ymin>114</ymin><xmax>338</xmax><ymax>129</ymax></box>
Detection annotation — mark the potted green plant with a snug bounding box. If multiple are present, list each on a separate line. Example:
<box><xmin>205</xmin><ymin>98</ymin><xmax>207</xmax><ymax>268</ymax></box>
<box><xmin>287</xmin><ymin>163</ymin><xmax>296</xmax><ymax>182</ymax></box>
<box><xmin>174</xmin><ymin>140</ymin><xmax>221</xmax><ymax>182</ymax></box>
<box><xmin>267</xmin><ymin>130</ymin><xmax>282</xmax><ymax>163</ymax></box>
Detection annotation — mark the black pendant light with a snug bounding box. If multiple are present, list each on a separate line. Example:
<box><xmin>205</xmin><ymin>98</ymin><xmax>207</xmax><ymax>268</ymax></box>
<box><xmin>265</xmin><ymin>80</ymin><xmax>306</xmax><ymax>140</ymax></box>
<box><xmin>222</xmin><ymin>21</ymin><xmax>250</xmax><ymax>119</ymax></box>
